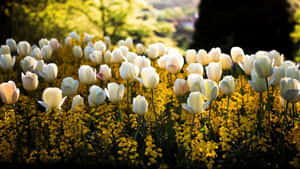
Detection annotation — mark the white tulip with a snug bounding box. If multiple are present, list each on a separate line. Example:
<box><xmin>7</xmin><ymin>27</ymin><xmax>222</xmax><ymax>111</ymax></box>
<box><xmin>197</xmin><ymin>49</ymin><xmax>210</xmax><ymax>66</ymax></box>
<box><xmin>84</xmin><ymin>46</ymin><xmax>95</xmax><ymax>60</ymax></box>
<box><xmin>219</xmin><ymin>75</ymin><xmax>236</xmax><ymax>95</ymax></box>
<box><xmin>136</xmin><ymin>55</ymin><xmax>151</xmax><ymax>72</ymax></box>
<box><xmin>41</xmin><ymin>45</ymin><xmax>53</xmax><ymax>60</ymax></box>
<box><xmin>254</xmin><ymin>53</ymin><xmax>273</xmax><ymax>78</ymax></box>
<box><xmin>120</xmin><ymin>61</ymin><xmax>139</xmax><ymax>81</ymax></box>
<box><xmin>156</xmin><ymin>43</ymin><xmax>166</xmax><ymax>56</ymax></box>
<box><xmin>174</xmin><ymin>78</ymin><xmax>189</xmax><ymax>96</ymax></box>
<box><xmin>248</xmin><ymin>70</ymin><xmax>267</xmax><ymax>93</ymax></box>
<box><xmin>17</xmin><ymin>41</ymin><xmax>31</xmax><ymax>57</ymax></box>
<box><xmin>270</xmin><ymin>67</ymin><xmax>282</xmax><ymax>86</ymax></box>
<box><xmin>69</xmin><ymin>31</ymin><xmax>80</xmax><ymax>41</ymax></box>
<box><xmin>88</xmin><ymin>85</ymin><xmax>106</xmax><ymax>107</ymax></box>
<box><xmin>39</xmin><ymin>38</ymin><xmax>49</xmax><ymax>48</ymax></box>
<box><xmin>186</xmin><ymin>63</ymin><xmax>204</xmax><ymax>75</ymax></box>
<box><xmin>89</xmin><ymin>50</ymin><xmax>103</xmax><ymax>64</ymax></box>
<box><xmin>31</xmin><ymin>47</ymin><xmax>42</xmax><ymax>60</ymax></box>
<box><xmin>269</xmin><ymin>50</ymin><xmax>283</xmax><ymax>67</ymax></box>
<box><xmin>39</xmin><ymin>63</ymin><xmax>58</xmax><ymax>82</ymax></box>
<box><xmin>120</xmin><ymin>46</ymin><xmax>129</xmax><ymax>58</ymax></box>
<box><xmin>182</xmin><ymin>92</ymin><xmax>206</xmax><ymax>114</ymax></box>
<box><xmin>220</xmin><ymin>54</ymin><xmax>233</xmax><ymax>70</ymax></box>
<box><xmin>73</xmin><ymin>46</ymin><xmax>83</xmax><ymax>58</ymax></box>
<box><xmin>38</xmin><ymin>87</ymin><xmax>66</xmax><ymax>111</ymax></box>
<box><xmin>71</xmin><ymin>95</ymin><xmax>84</xmax><ymax>112</ymax></box>
<box><xmin>104</xmin><ymin>51</ymin><xmax>113</xmax><ymax>64</ymax></box>
<box><xmin>187</xmin><ymin>73</ymin><xmax>203</xmax><ymax>92</ymax></box>
<box><xmin>286</xmin><ymin>66</ymin><xmax>300</xmax><ymax>81</ymax></box>
<box><xmin>6</xmin><ymin>38</ymin><xmax>17</xmax><ymax>53</ymax></box>
<box><xmin>208</xmin><ymin>47</ymin><xmax>221</xmax><ymax>62</ymax></box>
<box><xmin>0</xmin><ymin>81</ymin><xmax>20</xmax><ymax>104</ymax></box>
<box><xmin>0</xmin><ymin>45</ymin><xmax>10</xmax><ymax>55</ymax></box>
<box><xmin>49</xmin><ymin>38</ymin><xmax>60</xmax><ymax>51</ymax></box>
<box><xmin>125</xmin><ymin>37</ymin><xmax>134</xmax><ymax>49</ymax></box>
<box><xmin>112</xmin><ymin>48</ymin><xmax>125</xmax><ymax>63</ymax></box>
<box><xmin>78</xmin><ymin>65</ymin><xmax>97</xmax><ymax>85</ymax></box>
<box><xmin>61</xmin><ymin>77</ymin><xmax>79</xmax><ymax>96</ymax></box>
<box><xmin>94</xmin><ymin>41</ymin><xmax>106</xmax><ymax>53</ymax></box>
<box><xmin>34</xmin><ymin>60</ymin><xmax>44</xmax><ymax>74</ymax></box>
<box><xmin>0</xmin><ymin>54</ymin><xmax>15</xmax><ymax>70</ymax></box>
<box><xmin>136</xmin><ymin>43</ymin><xmax>144</xmax><ymax>55</ymax></box>
<box><xmin>118</xmin><ymin>40</ymin><xmax>126</xmax><ymax>47</ymax></box>
<box><xmin>147</xmin><ymin>44</ymin><xmax>159</xmax><ymax>59</ymax></box>
<box><xmin>105</xmin><ymin>82</ymin><xmax>125</xmax><ymax>103</ymax></box>
<box><xmin>238</xmin><ymin>54</ymin><xmax>255</xmax><ymax>75</ymax></box>
<box><xmin>127</xmin><ymin>52</ymin><xmax>138</xmax><ymax>64</ymax></box>
<box><xmin>231</xmin><ymin>47</ymin><xmax>244</xmax><ymax>63</ymax></box>
<box><xmin>133</xmin><ymin>95</ymin><xmax>148</xmax><ymax>115</ymax></box>
<box><xmin>139</xmin><ymin>67</ymin><xmax>159</xmax><ymax>89</ymax></box>
<box><xmin>21</xmin><ymin>72</ymin><xmax>39</xmax><ymax>91</ymax></box>
<box><xmin>185</xmin><ymin>49</ymin><xmax>197</xmax><ymax>64</ymax></box>
<box><xmin>206</xmin><ymin>62</ymin><xmax>222</xmax><ymax>82</ymax></box>
<box><xmin>20</xmin><ymin>56</ymin><xmax>37</xmax><ymax>72</ymax></box>
<box><xmin>97</xmin><ymin>64</ymin><xmax>112</xmax><ymax>81</ymax></box>
<box><xmin>165</xmin><ymin>53</ymin><xmax>184</xmax><ymax>74</ymax></box>
<box><xmin>280</xmin><ymin>77</ymin><xmax>300</xmax><ymax>103</ymax></box>
<box><xmin>200</xmin><ymin>79</ymin><xmax>219</xmax><ymax>101</ymax></box>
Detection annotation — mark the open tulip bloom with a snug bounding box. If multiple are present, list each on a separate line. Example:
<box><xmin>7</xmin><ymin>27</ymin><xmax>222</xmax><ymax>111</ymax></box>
<box><xmin>38</xmin><ymin>87</ymin><xmax>66</xmax><ymax>112</ymax></box>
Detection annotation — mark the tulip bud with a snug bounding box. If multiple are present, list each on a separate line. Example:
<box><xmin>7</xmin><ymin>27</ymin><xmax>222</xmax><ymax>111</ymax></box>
<box><xmin>197</xmin><ymin>49</ymin><xmax>210</xmax><ymax>66</ymax></box>
<box><xmin>78</xmin><ymin>65</ymin><xmax>97</xmax><ymax>85</ymax></box>
<box><xmin>185</xmin><ymin>49</ymin><xmax>197</xmax><ymax>64</ymax></box>
<box><xmin>0</xmin><ymin>81</ymin><xmax>20</xmax><ymax>104</ymax></box>
<box><xmin>280</xmin><ymin>77</ymin><xmax>300</xmax><ymax>103</ymax></box>
<box><xmin>182</xmin><ymin>92</ymin><xmax>206</xmax><ymax>114</ymax></box>
<box><xmin>220</xmin><ymin>54</ymin><xmax>233</xmax><ymax>70</ymax></box>
<box><xmin>20</xmin><ymin>56</ymin><xmax>37</xmax><ymax>72</ymax></box>
<box><xmin>269</xmin><ymin>50</ymin><xmax>283</xmax><ymax>67</ymax></box>
<box><xmin>125</xmin><ymin>37</ymin><xmax>134</xmax><ymax>49</ymax></box>
<box><xmin>49</xmin><ymin>38</ymin><xmax>60</xmax><ymax>51</ymax></box>
<box><xmin>6</xmin><ymin>38</ymin><xmax>17</xmax><ymax>53</ymax></box>
<box><xmin>112</xmin><ymin>48</ymin><xmax>125</xmax><ymax>64</ymax></box>
<box><xmin>231</xmin><ymin>47</ymin><xmax>244</xmax><ymax>63</ymax></box>
<box><xmin>31</xmin><ymin>47</ymin><xmax>42</xmax><ymax>60</ymax></box>
<box><xmin>208</xmin><ymin>47</ymin><xmax>221</xmax><ymax>62</ymax></box>
<box><xmin>187</xmin><ymin>74</ymin><xmax>203</xmax><ymax>92</ymax></box>
<box><xmin>147</xmin><ymin>44</ymin><xmax>159</xmax><ymax>59</ymax></box>
<box><xmin>139</xmin><ymin>67</ymin><xmax>159</xmax><ymax>89</ymax></box>
<box><xmin>21</xmin><ymin>72</ymin><xmax>39</xmax><ymax>91</ymax></box>
<box><xmin>61</xmin><ymin>77</ymin><xmax>79</xmax><ymax>96</ymax></box>
<box><xmin>186</xmin><ymin>63</ymin><xmax>204</xmax><ymax>75</ymax></box>
<box><xmin>0</xmin><ymin>54</ymin><xmax>16</xmax><ymax>70</ymax></box>
<box><xmin>17</xmin><ymin>41</ymin><xmax>31</xmax><ymax>57</ymax></box>
<box><xmin>88</xmin><ymin>85</ymin><xmax>106</xmax><ymax>107</ymax></box>
<box><xmin>238</xmin><ymin>54</ymin><xmax>255</xmax><ymax>75</ymax></box>
<box><xmin>97</xmin><ymin>64</ymin><xmax>112</xmax><ymax>81</ymax></box>
<box><xmin>39</xmin><ymin>63</ymin><xmax>58</xmax><ymax>82</ymax></box>
<box><xmin>136</xmin><ymin>43</ymin><xmax>144</xmax><ymax>55</ymax></box>
<box><xmin>41</xmin><ymin>45</ymin><xmax>53</xmax><ymax>60</ymax></box>
<box><xmin>219</xmin><ymin>76</ymin><xmax>236</xmax><ymax>95</ymax></box>
<box><xmin>201</xmin><ymin>79</ymin><xmax>219</xmax><ymax>101</ymax></box>
<box><xmin>89</xmin><ymin>50</ymin><xmax>103</xmax><ymax>64</ymax></box>
<box><xmin>174</xmin><ymin>79</ymin><xmax>189</xmax><ymax>96</ymax></box>
<box><xmin>38</xmin><ymin>87</ymin><xmax>66</xmax><ymax>111</ymax></box>
<box><xmin>71</xmin><ymin>95</ymin><xmax>84</xmax><ymax>112</ymax></box>
<box><xmin>166</xmin><ymin>53</ymin><xmax>184</xmax><ymax>74</ymax></box>
<box><xmin>0</xmin><ymin>45</ymin><xmax>11</xmax><ymax>55</ymax></box>
<box><xmin>120</xmin><ymin>61</ymin><xmax>139</xmax><ymax>81</ymax></box>
<box><xmin>254</xmin><ymin>53</ymin><xmax>273</xmax><ymax>78</ymax></box>
<box><xmin>206</xmin><ymin>62</ymin><xmax>222</xmax><ymax>82</ymax></box>
<box><xmin>73</xmin><ymin>46</ymin><xmax>83</xmax><ymax>58</ymax></box>
<box><xmin>105</xmin><ymin>82</ymin><xmax>125</xmax><ymax>103</ymax></box>
<box><xmin>94</xmin><ymin>41</ymin><xmax>106</xmax><ymax>53</ymax></box>
<box><xmin>133</xmin><ymin>95</ymin><xmax>148</xmax><ymax>115</ymax></box>
<box><xmin>248</xmin><ymin>70</ymin><xmax>267</xmax><ymax>92</ymax></box>
<box><xmin>39</xmin><ymin>38</ymin><xmax>49</xmax><ymax>48</ymax></box>
<box><xmin>136</xmin><ymin>56</ymin><xmax>151</xmax><ymax>72</ymax></box>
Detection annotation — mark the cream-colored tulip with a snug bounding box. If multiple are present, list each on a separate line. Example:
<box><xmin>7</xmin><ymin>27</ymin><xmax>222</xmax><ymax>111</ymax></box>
<box><xmin>39</xmin><ymin>38</ymin><xmax>49</xmax><ymax>48</ymax></box>
<box><xmin>269</xmin><ymin>50</ymin><xmax>283</xmax><ymax>67</ymax></box>
<box><xmin>270</xmin><ymin>67</ymin><xmax>282</xmax><ymax>86</ymax></box>
<box><xmin>64</xmin><ymin>37</ymin><xmax>73</xmax><ymax>47</ymax></box>
<box><xmin>156</xmin><ymin>43</ymin><xmax>166</xmax><ymax>56</ymax></box>
<box><xmin>187</xmin><ymin>74</ymin><xmax>203</xmax><ymax>92</ymax></box>
<box><xmin>89</xmin><ymin>50</ymin><xmax>103</xmax><ymax>64</ymax></box>
<box><xmin>136</xmin><ymin>43</ymin><xmax>144</xmax><ymax>55</ymax></box>
<box><xmin>125</xmin><ymin>37</ymin><xmax>134</xmax><ymax>49</ymax></box>
<box><xmin>71</xmin><ymin>95</ymin><xmax>84</xmax><ymax>112</ymax></box>
<box><xmin>286</xmin><ymin>66</ymin><xmax>300</xmax><ymax>81</ymax></box>
<box><xmin>120</xmin><ymin>46</ymin><xmax>129</xmax><ymax>58</ymax></box>
<box><xmin>231</xmin><ymin>47</ymin><xmax>244</xmax><ymax>63</ymax></box>
<box><xmin>38</xmin><ymin>87</ymin><xmax>66</xmax><ymax>111</ymax></box>
<box><xmin>254</xmin><ymin>53</ymin><xmax>273</xmax><ymax>78</ymax></box>
<box><xmin>20</xmin><ymin>56</ymin><xmax>37</xmax><ymax>72</ymax></box>
<box><xmin>41</xmin><ymin>45</ymin><xmax>53</xmax><ymax>60</ymax></box>
<box><xmin>174</xmin><ymin>78</ymin><xmax>189</xmax><ymax>96</ymax></box>
<box><xmin>220</xmin><ymin>54</ymin><xmax>233</xmax><ymax>70</ymax></box>
<box><xmin>208</xmin><ymin>47</ymin><xmax>221</xmax><ymax>62</ymax></box>
<box><xmin>120</xmin><ymin>61</ymin><xmax>139</xmax><ymax>81</ymax></box>
<box><xmin>31</xmin><ymin>47</ymin><xmax>42</xmax><ymax>60</ymax></box>
<box><xmin>0</xmin><ymin>81</ymin><xmax>20</xmax><ymax>104</ymax></box>
<box><xmin>166</xmin><ymin>53</ymin><xmax>184</xmax><ymax>74</ymax></box>
<box><xmin>206</xmin><ymin>62</ymin><xmax>222</xmax><ymax>82</ymax></box>
<box><xmin>133</xmin><ymin>95</ymin><xmax>148</xmax><ymax>115</ymax></box>
<box><xmin>6</xmin><ymin>38</ymin><xmax>17</xmax><ymax>53</ymax></box>
<box><xmin>200</xmin><ymin>79</ymin><xmax>219</xmax><ymax>101</ymax></box>
<box><xmin>279</xmin><ymin>60</ymin><xmax>296</xmax><ymax>77</ymax></box>
<box><xmin>118</xmin><ymin>40</ymin><xmax>126</xmax><ymax>47</ymax></box>
<box><xmin>78</xmin><ymin>65</ymin><xmax>97</xmax><ymax>85</ymax></box>
<box><xmin>105</xmin><ymin>82</ymin><xmax>125</xmax><ymax>103</ymax></box>
<box><xmin>69</xmin><ymin>31</ymin><xmax>80</xmax><ymax>41</ymax></box>
<box><xmin>84</xmin><ymin>46</ymin><xmax>94</xmax><ymax>60</ymax></box>
<box><xmin>182</xmin><ymin>92</ymin><xmax>206</xmax><ymax>114</ymax></box>
<box><xmin>0</xmin><ymin>45</ymin><xmax>10</xmax><ymax>55</ymax></box>
<box><xmin>104</xmin><ymin>36</ymin><xmax>110</xmax><ymax>48</ymax></box>
<box><xmin>186</xmin><ymin>63</ymin><xmax>204</xmax><ymax>75</ymax></box>
<box><xmin>112</xmin><ymin>48</ymin><xmax>125</xmax><ymax>64</ymax></box>
<box><xmin>136</xmin><ymin>56</ymin><xmax>151</xmax><ymax>72</ymax></box>
<box><xmin>49</xmin><ymin>38</ymin><xmax>60</xmax><ymax>51</ymax></box>
<box><xmin>39</xmin><ymin>63</ymin><xmax>58</xmax><ymax>82</ymax></box>
<box><xmin>139</xmin><ymin>67</ymin><xmax>159</xmax><ymax>89</ymax></box>
<box><xmin>248</xmin><ymin>70</ymin><xmax>267</xmax><ymax>92</ymax></box>
<box><xmin>34</xmin><ymin>60</ymin><xmax>44</xmax><ymax>74</ymax></box>
<box><xmin>61</xmin><ymin>77</ymin><xmax>79</xmax><ymax>96</ymax></box>
<box><xmin>88</xmin><ymin>85</ymin><xmax>106</xmax><ymax>107</ymax></box>
<box><xmin>238</xmin><ymin>54</ymin><xmax>255</xmax><ymax>75</ymax></box>
<box><xmin>73</xmin><ymin>46</ymin><xmax>83</xmax><ymax>58</ymax></box>
<box><xmin>94</xmin><ymin>41</ymin><xmax>106</xmax><ymax>53</ymax></box>
<box><xmin>185</xmin><ymin>49</ymin><xmax>197</xmax><ymax>64</ymax></box>
<box><xmin>157</xmin><ymin>55</ymin><xmax>167</xmax><ymax>69</ymax></box>
<box><xmin>0</xmin><ymin>54</ymin><xmax>15</xmax><ymax>70</ymax></box>
<box><xmin>21</xmin><ymin>72</ymin><xmax>39</xmax><ymax>91</ymax></box>
<box><xmin>280</xmin><ymin>77</ymin><xmax>300</xmax><ymax>103</ymax></box>
<box><xmin>197</xmin><ymin>49</ymin><xmax>210</xmax><ymax>66</ymax></box>
<box><xmin>147</xmin><ymin>44</ymin><xmax>159</xmax><ymax>59</ymax></box>
<box><xmin>219</xmin><ymin>76</ymin><xmax>236</xmax><ymax>95</ymax></box>
<box><xmin>104</xmin><ymin>51</ymin><xmax>113</xmax><ymax>64</ymax></box>
<box><xmin>17</xmin><ymin>41</ymin><xmax>31</xmax><ymax>57</ymax></box>
<box><xmin>97</xmin><ymin>64</ymin><xmax>112</xmax><ymax>81</ymax></box>
<box><xmin>127</xmin><ymin>52</ymin><xmax>138</xmax><ymax>64</ymax></box>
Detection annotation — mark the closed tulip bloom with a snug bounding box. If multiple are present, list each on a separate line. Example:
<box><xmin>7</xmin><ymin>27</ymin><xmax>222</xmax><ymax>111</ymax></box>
<box><xmin>136</xmin><ymin>43</ymin><xmax>144</xmax><ymax>55</ymax></box>
<box><xmin>120</xmin><ymin>61</ymin><xmax>139</xmax><ymax>81</ymax></box>
<box><xmin>84</xmin><ymin>46</ymin><xmax>94</xmax><ymax>60</ymax></box>
<box><xmin>219</xmin><ymin>76</ymin><xmax>236</xmax><ymax>95</ymax></box>
<box><xmin>139</xmin><ymin>67</ymin><xmax>159</xmax><ymax>89</ymax></box>
<box><xmin>1</xmin><ymin>45</ymin><xmax>11</xmax><ymax>55</ymax></box>
<box><xmin>49</xmin><ymin>38</ymin><xmax>60</xmax><ymax>51</ymax></box>
<box><xmin>118</xmin><ymin>40</ymin><xmax>126</xmax><ymax>47</ymax></box>
<box><xmin>41</xmin><ymin>45</ymin><xmax>53</xmax><ymax>60</ymax></box>
<box><xmin>166</xmin><ymin>54</ymin><xmax>184</xmax><ymax>74</ymax></box>
<box><xmin>269</xmin><ymin>50</ymin><xmax>283</xmax><ymax>67</ymax></box>
<box><xmin>94</xmin><ymin>41</ymin><xmax>106</xmax><ymax>53</ymax></box>
<box><xmin>206</xmin><ymin>62</ymin><xmax>222</xmax><ymax>82</ymax></box>
<box><xmin>104</xmin><ymin>51</ymin><xmax>113</xmax><ymax>64</ymax></box>
<box><xmin>83</xmin><ymin>33</ymin><xmax>94</xmax><ymax>43</ymax></box>
<box><xmin>156</xmin><ymin>43</ymin><xmax>166</xmax><ymax>56</ymax></box>
<box><xmin>88</xmin><ymin>85</ymin><xmax>106</xmax><ymax>107</ymax></box>
<box><xmin>182</xmin><ymin>92</ymin><xmax>206</xmax><ymax>114</ymax></box>
<box><xmin>220</xmin><ymin>54</ymin><xmax>233</xmax><ymax>70</ymax></box>
<box><xmin>21</xmin><ymin>72</ymin><xmax>39</xmax><ymax>91</ymax></box>
<box><xmin>185</xmin><ymin>49</ymin><xmax>197</xmax><ymax>64</ymax></box>
<box><xmin>112</xmin><ymin>48</ymin><xmax>125</xmax><ymax>63</ymax></box>
<box><xmin>147</xmin><ymin>44</ymin><xmax>159</xmax><ymax>59</ymax></box>
<box><xmin>279</xmin><ymin>60</ymin><xmax>296</xmax><ymax>77</ymax></box>
<box><xmin>78</xmin><ymin>65</ymin><xmax>97</xmax><ymax>85</ymax></box>
<box><xmin>105</xmin><ymin>82</ymin><xmax>125</xmax><ymax>103</ymax></box>
<box><xmin>197</xmin><ymin>49</ymin><xmax>210</xmax><ymax>66</ymax></box>
<box><xmin>0</xmin><ymin>54</ymin><xmax>16</xmax><ymax>70</ymax></box>
<box><xmin>280</xmin><ymin>78</ymin><xmax>300</xmax><ymax>103</ymax></box>
<box><xmin>6</xmin><ymin>38</ymin><xmax>17</xmax><ymax>53</ymax></box>
<box><xmin>231</xmin><ymin>47</ymin><xmax>244</xmax><ymax>63</ymax></box>
<box><xmin>61</xmin><ymin>77</ymin><xmax>79</xmax><ymax>96</ymax></box>
<box><xmin>125</xmin><ymin>37</ymin><xmax>134</xmax><ymax>49</ymax></box>
<box><xmin>97</xmin><ymin>64</ymin><xmax>112</xmax><ymax>81</ymax></box>
<box><xmin>0</xmin><ymin>81</ymin><xmax>20</xmax><ymax>104</ymax></box>
<box><xmin>133</xmin><ymin>95</ymin><xmax>148</xmax><ymax>115</ymax></box>
<box><xmin>31</xmin><ymin>47</ymin><xmax>42</xmax><ymax>60</ymax></box>
<box><xmin>64</xmin><ymin>37</ymin><xmax>74</xmax><ymax>47</ymax></box>
<box><xmin>38</xmin><ymin>87</ymin><xmax>66</xmax><ymax>111</ymax></box>
<box><xmin>120</xmin><ymin>46</ymin><xmax>129</xmax><ymax>58</ymax></box>
<box><xmin>200</xmin><ymin>79</ymin><xmax>219</xmax><ymax>101</ymax></box>
<box><xmin>208</xmin><ymin>47</ymin><xmax>221</xmax><ymax>62</ymax></box>
<box><xmin>270</xmin><ymin>67</ymin><xmax>282</xmax><ymax>86</ymax></box>
<box><xmin>71</xmin><ymin>95</ymin><xmax>84</xmax><ymax>112</ymax></box>
<box><xmin>39</xmin><ymin>63</ymin><xmax>58</xmax><ymax>82</ymax></box>
<box><xmin>39</xmin><ymin>38</ymin><xmax>49</xmax><ymax>48</ymax></box>
<box><xmin>127</xmin><ymin>52</ymin><xmax>138</xmax><ymax>64</ymax></box>
<box><xmin>187</xmin><ymin>74</ymin><xmax>203</xmax><ymax>92</ymax></box>
<box><xmin>20</xmin><ymin>56</ymin><xmax>37</xmax><ymax>72</ymax></box>
<box><xmin>73</xmin><ymin>46</ymin><xmax>83</xmax><ymax>58</ymax></box>
<box><xmin>248</xmin><ymin>70</ymin><xmax>267</xmax><ymax>92</ymax></box>
<box><xmin>17</xmin><ymin>41</ymin><xmax>31</xmax><ymax>57</ymax></box>
<box><xmin>186</xmin><ymin>63</ymin><xmax>204</xmax><ymax>75</ymax></box>
<box><xmin>286</xmin><ymin>66</ymin><xmax>300</xmax><ymax>81</ymax></box>
<box><xmin>157</xmin><ymin>55</ymin><xmax>167</xmax><ymax>69</ymax></box>
<box><xmin>238</xmin><ymin>54</ymin><xmax>255</xmax><ymax>75</ymax></box>
<box><xmin>136</xmin><ymin>55</ymin><xmax>151</xmax><ymax>72</ymax></box>
<box><xmin>254</xmin><ymin>53</ymin><xmax>273</xmax><ymax>78</ymax></box>
<box><xmin>69</xmin><ymin>31</ymin><xmax>80</xmax><ymax>41</ymax></box>
<box><xmin>174</xmin><ymin>78</ymin><xmax>189</xmax><ymax>96</ymax></box>
<box><xmin>89</xmin><ymin>50</ymin><xmax>103</xmax><ymax>64</ymax></box>
<box><xmin>34</xmin><ymin>60</ymin><xmax>44</xmax><ymax>74</ymax></box>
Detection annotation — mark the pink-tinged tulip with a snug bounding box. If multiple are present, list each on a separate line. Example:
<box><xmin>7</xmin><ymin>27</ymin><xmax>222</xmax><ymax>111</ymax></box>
<box><xmin>0</xmin><ymin>81</ymin><xmax>20</xmax><ymax>104</ymax></box>
<box><xmin>97</xmin><ymin>64</ymin><xmax>112</xmax><ymax>81</ymax></box>
<box><xmin>174</xmin><ymin>79</ymin><xmax>189</xmax><ymax>96</ymax></box>
<box><xmin>21</xmin><ymin>72</ymin><xmax>39</xmax><ymax>91</ymax></box>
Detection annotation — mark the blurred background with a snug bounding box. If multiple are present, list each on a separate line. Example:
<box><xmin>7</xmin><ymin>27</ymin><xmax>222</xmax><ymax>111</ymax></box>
<box><xmin>0</xmin><ymin>0</ymin><xmax>299</xmax><ymax>60</ymax></box>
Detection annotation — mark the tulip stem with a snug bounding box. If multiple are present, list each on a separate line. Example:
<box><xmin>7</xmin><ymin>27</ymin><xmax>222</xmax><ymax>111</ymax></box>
<box><xmin>134</xmin><ymin>115</ymin><xmax>142</xmax><ymax>140</ymax></box>
<box><xmin>191</xmin><ymin>113</ymin><xmax>195</xmax><ymax>139</ymax></box>
<box><xmin>151</xmin><ymin>88</ymin><xmax>157</xmax><ymax>121</ymax></box>
<box><xmin>265</xmin><ymin>78</ymin><xmax>271</xmax><ymax>125</ymax></box>
<box><xmin>127</xmin><ymin>80</ymin><xmax>130</xmax><ymax>111</ymax></box>
<box><xmin>226</xmin><ymin>95</ymin><xmax>230</xmax><ymax>127</ymax></box>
